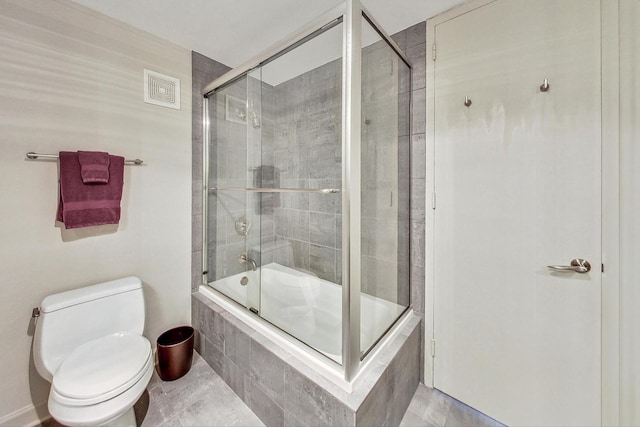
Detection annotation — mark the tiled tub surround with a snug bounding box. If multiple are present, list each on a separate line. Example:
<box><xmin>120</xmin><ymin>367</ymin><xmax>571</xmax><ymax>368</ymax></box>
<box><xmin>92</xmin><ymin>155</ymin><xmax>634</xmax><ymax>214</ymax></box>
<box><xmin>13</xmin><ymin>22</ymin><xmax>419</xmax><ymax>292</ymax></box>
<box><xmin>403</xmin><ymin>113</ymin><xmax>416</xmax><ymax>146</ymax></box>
<box><xmin>191</xmin><ymin>20</ymin><xmax>428</xmax><ymax>427</ymax></box>
<box><xmin>192</xmin><ymin>292</ymin><xmax>421</xmax><ymax>427</ymax></box>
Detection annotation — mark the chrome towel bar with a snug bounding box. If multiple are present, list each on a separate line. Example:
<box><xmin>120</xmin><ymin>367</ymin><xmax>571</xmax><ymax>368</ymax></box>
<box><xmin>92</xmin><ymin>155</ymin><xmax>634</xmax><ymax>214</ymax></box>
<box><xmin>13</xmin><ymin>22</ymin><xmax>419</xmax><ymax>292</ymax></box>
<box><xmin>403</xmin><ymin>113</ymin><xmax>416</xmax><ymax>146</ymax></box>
<box><xmin>26</xmin><ymin>152</ymin><xmax>144</xmax><ymax>165</ymax></box>
<box><xmin>210</xmin><ymin>186</ymin><xmax>340</xmax><ymax>194</ymax></box>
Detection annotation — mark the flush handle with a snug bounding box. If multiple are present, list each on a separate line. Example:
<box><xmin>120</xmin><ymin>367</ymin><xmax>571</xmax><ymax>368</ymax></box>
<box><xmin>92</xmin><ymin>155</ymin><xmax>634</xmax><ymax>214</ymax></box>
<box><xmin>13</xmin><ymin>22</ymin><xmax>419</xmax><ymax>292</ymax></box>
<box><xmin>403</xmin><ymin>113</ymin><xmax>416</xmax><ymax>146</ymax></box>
<box><xmin>547</xmin><ymin>258</ymin><xmax>591</xmax><ymax>273</ymax></box>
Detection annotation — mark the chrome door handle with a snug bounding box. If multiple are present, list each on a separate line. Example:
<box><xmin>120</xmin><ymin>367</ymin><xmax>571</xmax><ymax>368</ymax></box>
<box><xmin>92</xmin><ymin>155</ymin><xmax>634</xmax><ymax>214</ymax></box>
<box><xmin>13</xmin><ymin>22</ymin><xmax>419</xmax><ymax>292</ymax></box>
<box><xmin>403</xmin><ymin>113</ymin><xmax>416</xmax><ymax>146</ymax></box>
<box><xmin>547</xmin><ymin>258</ymin><xmax>591</xmax><ymax>273</ymax></box>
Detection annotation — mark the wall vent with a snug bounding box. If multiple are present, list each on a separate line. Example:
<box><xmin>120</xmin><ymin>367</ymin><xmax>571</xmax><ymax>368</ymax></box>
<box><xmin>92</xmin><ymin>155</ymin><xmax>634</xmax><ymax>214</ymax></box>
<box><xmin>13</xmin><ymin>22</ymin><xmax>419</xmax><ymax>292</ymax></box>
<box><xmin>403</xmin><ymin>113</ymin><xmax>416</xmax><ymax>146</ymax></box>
<box><xmin>143</xmin><ymin>69</ymin><xmax>180</xmax><ymax>110</ymax></box>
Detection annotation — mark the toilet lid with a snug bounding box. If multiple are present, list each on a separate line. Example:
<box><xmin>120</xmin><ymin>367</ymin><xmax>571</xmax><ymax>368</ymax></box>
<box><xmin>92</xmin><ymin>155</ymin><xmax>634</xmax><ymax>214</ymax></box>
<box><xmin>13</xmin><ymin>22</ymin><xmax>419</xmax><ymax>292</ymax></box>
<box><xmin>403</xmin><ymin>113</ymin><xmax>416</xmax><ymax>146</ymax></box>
<box><xmin>52</xmin><ymin>332</ymin><xmax>151</xmax><ymax>402</ymax></box>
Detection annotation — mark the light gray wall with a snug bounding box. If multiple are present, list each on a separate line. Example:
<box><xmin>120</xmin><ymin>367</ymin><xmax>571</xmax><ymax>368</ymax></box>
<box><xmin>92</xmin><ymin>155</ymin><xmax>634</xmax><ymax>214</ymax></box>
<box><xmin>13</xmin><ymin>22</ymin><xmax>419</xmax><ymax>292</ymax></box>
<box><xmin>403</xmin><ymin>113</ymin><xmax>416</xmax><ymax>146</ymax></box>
<box><xmin>0</xmin><ymin>1</ymin><xmax>192</xmax><ymax>424</ymax></box>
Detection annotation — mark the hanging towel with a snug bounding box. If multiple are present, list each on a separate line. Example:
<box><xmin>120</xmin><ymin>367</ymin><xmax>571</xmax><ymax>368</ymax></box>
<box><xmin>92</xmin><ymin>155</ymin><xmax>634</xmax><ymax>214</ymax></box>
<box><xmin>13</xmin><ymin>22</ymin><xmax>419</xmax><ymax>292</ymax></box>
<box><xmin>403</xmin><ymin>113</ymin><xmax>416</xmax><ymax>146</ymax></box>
<box><xmin>56</xmin><ymin>151</ymin><xmax>125</xmax><ymax>229</ymax></box>
<box><xmin>78</xmin><ymin>150</ymin><xmax>110</xmax><ymax>184</ymax></box>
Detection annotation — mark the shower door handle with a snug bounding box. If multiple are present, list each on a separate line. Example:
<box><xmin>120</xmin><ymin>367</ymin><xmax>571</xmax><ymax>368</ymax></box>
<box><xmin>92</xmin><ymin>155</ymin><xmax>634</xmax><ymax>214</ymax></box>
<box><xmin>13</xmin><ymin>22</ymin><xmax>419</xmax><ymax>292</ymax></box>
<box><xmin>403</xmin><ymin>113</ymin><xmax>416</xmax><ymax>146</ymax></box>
<box><xmin>547</xmin><ymin>258</ymin><xmax>591</xmax><ymax>273</ymax></box>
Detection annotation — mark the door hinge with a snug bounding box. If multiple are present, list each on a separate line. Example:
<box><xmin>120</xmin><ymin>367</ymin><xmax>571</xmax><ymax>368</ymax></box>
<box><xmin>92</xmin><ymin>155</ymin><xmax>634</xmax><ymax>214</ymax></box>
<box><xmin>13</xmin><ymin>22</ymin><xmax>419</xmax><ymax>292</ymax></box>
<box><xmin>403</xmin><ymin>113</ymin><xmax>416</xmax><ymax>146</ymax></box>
<box><xmin>431</xmin><ymin>339</ymin><xmax>436</xmax><ymax>357</ymax></box>
<box><xmin>432</xmin><ymin>192</ymin><xmax>436</xmax><ymax>210</ymax></box>
<box><xmin>432</xmin><ymin>43</ymin><xmax>437</xmax><ymax>61</ymax></box>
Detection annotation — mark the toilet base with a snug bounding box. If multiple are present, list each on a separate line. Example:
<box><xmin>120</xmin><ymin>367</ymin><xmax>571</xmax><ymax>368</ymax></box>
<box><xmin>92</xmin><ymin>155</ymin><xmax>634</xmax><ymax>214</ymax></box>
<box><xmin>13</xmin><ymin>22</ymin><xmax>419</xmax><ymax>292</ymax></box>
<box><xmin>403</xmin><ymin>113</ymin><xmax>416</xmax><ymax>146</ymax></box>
<box><xmin>100</xmin><ymin>408</ymin><xmax>136</xmax><ymax>427</ymax></box>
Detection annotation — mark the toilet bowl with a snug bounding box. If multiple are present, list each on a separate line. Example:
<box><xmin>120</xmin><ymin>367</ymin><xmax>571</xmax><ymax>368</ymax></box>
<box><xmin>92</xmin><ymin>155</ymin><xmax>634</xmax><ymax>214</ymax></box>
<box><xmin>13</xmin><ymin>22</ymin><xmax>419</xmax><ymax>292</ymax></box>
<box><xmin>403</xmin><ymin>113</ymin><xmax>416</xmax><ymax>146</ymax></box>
<box><xmin>33</xmin><ymin>277</ymin><xmax>153</xmax><ymax>427</ymax></box>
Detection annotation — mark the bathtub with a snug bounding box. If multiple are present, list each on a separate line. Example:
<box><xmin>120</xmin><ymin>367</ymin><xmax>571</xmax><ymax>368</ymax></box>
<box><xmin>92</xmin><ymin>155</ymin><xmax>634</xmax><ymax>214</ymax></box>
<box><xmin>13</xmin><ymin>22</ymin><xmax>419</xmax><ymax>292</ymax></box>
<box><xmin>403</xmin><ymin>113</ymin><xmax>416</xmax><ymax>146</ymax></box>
<box><xmin>208</xmin><ymin>262</ymin><xmax>406</xmax><ymax>363</ymax></box>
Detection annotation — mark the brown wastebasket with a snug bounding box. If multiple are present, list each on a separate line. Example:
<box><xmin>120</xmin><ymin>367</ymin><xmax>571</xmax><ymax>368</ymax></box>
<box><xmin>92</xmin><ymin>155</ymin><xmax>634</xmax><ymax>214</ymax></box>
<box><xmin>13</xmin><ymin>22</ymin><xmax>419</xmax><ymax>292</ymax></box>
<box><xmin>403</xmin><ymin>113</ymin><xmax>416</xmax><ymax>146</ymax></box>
<box><xmin>156</xmin><ymin>326</ymin><xmax>194</xmax><ymax>381</ymax></box>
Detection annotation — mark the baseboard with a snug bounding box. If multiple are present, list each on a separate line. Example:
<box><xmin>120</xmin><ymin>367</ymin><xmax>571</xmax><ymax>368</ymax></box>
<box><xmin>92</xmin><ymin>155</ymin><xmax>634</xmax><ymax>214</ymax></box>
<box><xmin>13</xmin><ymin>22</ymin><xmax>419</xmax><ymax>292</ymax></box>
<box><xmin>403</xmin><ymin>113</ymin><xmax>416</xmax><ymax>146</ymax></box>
<box><xmin>0</xmin><ymin>401</ymin><xmax>49</xmax><ymax>427</ymax></box>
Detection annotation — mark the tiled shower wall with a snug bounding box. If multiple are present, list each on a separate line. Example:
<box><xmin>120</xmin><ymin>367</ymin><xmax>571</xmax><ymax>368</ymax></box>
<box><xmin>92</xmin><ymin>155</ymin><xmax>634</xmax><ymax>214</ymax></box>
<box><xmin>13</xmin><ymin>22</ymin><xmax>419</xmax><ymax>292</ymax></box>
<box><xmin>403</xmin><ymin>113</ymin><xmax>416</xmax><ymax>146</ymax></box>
<box><xmin>391</xmin><ymin>23</ymin><xmax>427</xmax><ymax>376</ymax></box>
<box><xmin>361</xmin><ymin>35</ymin><xmax>411</xmax><ymax>305</ymax></box>
<box><xmin>268</xmin><ymin>59</ymin><xmax>343</xmax><ymax>283</ymax></box>
<box><xmin>207</xmin><ymin>78</ymin><xmax>277</xmax><ymax>281</ymax></box>
<box><xmin>192</xmin><ymin>19</ymin><xmax>427</xmax><ymax>367</ymax></box>
<box><xmin>192</xmin><ymin>52</ymin><xmax>231</xmax><ymax>291</ymax></box>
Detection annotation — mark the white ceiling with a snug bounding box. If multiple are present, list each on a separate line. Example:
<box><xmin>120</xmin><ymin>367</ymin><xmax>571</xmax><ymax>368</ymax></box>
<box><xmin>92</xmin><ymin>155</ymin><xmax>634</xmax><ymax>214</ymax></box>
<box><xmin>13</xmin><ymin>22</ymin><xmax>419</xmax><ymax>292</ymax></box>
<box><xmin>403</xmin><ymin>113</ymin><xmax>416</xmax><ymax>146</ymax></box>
<box><xmin>69</xmin><ymin>0</ymin><xmax>462</xmax><ymax>68</ymax></box>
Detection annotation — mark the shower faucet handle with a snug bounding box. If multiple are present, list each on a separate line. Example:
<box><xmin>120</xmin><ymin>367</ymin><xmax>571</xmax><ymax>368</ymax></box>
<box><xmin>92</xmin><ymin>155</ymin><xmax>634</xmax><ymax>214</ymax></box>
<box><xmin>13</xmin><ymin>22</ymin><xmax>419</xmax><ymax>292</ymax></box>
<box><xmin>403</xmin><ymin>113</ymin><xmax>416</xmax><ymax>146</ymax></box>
<box><xmin>239</xmin><ymin>253</ymin><xmax>258</xmax><ymax>271</ymax></box>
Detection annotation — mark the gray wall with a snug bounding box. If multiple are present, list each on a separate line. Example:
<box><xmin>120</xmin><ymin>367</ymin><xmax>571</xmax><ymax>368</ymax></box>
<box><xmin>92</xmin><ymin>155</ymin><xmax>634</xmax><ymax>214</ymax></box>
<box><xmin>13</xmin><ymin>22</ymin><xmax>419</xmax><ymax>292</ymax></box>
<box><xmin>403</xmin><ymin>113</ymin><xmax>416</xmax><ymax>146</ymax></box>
<box><xmin>391</xmin><ymin>21</ymin><xmax>427</xmax><ymax>377</ymax></box>
<box><xmin>268</xmin><ymin>58</ymin><xmax>343</xmax><ymax>282</ymax></box>
<box><xmin>205</xmin><ymin>77</ymin><xmax>277</xmax><ymax>282</ymax></box>
<box><xmin>192</xmin><ymin>51</ymin><xmax>231</xmax><ymax>291</ymax></box>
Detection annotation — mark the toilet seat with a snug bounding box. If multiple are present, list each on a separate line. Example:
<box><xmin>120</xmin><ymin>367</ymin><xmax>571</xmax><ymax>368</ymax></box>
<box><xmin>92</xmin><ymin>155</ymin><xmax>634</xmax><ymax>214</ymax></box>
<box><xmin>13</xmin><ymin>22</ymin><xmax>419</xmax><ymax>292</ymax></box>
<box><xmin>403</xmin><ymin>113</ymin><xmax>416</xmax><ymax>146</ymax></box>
<box><xmin>52</xmin><ymin>332</ymin><xmax>151</xmax><ymax>406</ymax></box>
<box><xmin>48</xmin><ymin>332</ymin><xmax>153</xmax><ymax>426</ymax></box>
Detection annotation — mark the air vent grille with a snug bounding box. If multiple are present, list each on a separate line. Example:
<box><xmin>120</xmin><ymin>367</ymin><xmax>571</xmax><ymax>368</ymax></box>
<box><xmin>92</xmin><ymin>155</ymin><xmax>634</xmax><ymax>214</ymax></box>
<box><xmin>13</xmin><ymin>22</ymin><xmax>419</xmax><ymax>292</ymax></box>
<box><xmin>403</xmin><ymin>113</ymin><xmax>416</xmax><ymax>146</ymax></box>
<box><xmin>143</xmin><ymin>69</ymin><xmax>180</xmax><ymax>110</ymax></box>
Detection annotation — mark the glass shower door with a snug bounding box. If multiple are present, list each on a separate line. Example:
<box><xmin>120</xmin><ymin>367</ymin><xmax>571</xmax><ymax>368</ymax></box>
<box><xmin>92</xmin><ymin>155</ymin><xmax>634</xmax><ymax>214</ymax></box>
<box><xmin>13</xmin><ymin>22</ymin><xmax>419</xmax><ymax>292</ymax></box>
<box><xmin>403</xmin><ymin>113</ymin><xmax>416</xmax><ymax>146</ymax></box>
<box><xmin>359</xmin><ymin>16</ymin><xmax>411</xmax><ymax>356</ymax></box>
<box><xmin>253</xmin><ymin>21</ymin><xmax>345</xmax><ymax>363</ymax></box>
<box><xmin>205</xmin><ymin>72</ymin><xmax>262</xmax><ymax>313</ymax></box>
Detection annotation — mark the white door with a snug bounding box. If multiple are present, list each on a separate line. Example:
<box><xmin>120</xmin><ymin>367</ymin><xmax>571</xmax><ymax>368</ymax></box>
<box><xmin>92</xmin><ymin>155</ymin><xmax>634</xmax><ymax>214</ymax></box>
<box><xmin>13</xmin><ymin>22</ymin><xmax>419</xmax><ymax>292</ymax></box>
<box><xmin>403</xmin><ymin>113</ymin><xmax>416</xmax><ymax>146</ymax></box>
<box><xmin>432</xmin><ymin>1</ymin><xmax>601</xmax><ymax>425</ymax></box>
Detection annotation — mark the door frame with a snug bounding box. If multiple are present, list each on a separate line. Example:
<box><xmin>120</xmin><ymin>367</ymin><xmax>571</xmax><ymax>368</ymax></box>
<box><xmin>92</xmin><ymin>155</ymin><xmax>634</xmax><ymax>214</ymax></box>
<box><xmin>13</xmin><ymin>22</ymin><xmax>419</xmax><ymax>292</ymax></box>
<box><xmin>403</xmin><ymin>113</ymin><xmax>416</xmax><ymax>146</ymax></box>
<box><xmin>424</xmin><ymin>1</ymin><xmax>621</xmax><ymax>424</ymax></box>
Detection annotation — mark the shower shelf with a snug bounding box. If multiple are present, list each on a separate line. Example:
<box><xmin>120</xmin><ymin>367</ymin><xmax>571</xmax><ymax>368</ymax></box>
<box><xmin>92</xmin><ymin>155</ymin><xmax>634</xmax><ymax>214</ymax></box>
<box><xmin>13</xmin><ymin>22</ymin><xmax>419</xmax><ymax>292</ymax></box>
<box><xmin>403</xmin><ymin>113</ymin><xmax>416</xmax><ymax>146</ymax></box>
<box><xmin>209</xmin><ymin>187</ymin><xmax>340</xmax><ymax>194</ymax></box>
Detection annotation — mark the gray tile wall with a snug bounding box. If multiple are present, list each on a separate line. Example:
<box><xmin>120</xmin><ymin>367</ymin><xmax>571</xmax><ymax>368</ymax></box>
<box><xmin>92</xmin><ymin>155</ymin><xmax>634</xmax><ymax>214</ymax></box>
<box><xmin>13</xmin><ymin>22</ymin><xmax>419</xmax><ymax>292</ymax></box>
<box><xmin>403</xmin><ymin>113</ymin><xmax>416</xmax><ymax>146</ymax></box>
<box><xmin>391</xmin><ymin>21</ymin><xmax>427</xmax><ymax>381</ymax></box>
<box><xmin>361</xmin><ymin>35</ymin><xmax>412</xmax><ymax>306</ymax></box>
<box><xmin>192</xmin><ymin>51</ymin><xmax>232</xmax><ymax>292</ymax></box>
<box><xmin>192</xmin><ymin>292</ymin><xmax>420</xmax><ymax>427</ymax></box>
<box><xmin>267</xmin><ymin>59</ymin><xmax>343</xmax><ymax>283</ymax></box>
<box><xmin>206</xmin><ymin>77</ymin><xmax>276</xmax><ymax>281</ymax></box>
<box><xmin>356</xmin><ymin>323</ymin><xmax>421</xmax><ymax>426</ymax></box>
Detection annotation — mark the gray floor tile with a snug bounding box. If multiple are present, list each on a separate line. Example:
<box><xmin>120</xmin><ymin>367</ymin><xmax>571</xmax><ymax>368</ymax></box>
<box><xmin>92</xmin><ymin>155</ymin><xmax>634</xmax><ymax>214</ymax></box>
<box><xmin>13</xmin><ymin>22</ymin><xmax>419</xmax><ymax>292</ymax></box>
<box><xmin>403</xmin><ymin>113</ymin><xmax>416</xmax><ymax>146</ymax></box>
<box><xmin>400</xmin><ymin>385</ymin><xmax>504</xmax><ymax>427</ymax></box>
<box><xmin>445</xmin><ymin>400</ymin><xmax>504</xmax><ymax>427</ymax></box>
<box><xmin>42</xmin><ymin>352</ymin><xmax>264</xmax><ymax>427</ymax></box>
<box><xmin>400</xmin><ymin>408</ymin><xmax>437</xmax><ymax>427</ymax></box>
<box><xmin>157</xmin><ymin>412</ymin><xmax>185</xmax><ymax>427</ymax></box>
<box><xmin>175</xmin><ymin>390</ymin><xmax>263</xmax><ymax>427</ymax></box>
<box><xmin>146</xmin><ymin>352</ymin><xmax>264</xmax><ymax>427</ymax></box>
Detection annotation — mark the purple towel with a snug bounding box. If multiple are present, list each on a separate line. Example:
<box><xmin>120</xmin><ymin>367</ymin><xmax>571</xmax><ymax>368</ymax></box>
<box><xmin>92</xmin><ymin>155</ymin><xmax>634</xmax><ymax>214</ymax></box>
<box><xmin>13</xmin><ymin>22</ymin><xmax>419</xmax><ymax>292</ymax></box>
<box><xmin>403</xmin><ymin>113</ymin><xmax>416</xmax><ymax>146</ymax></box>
<box><xmin>78</xmin><ymin>150</ymin><xmax>110</xmax><ymax>184</ymax></box>
<box><xmin>56</xmin><ymin>151</ymin><xmax>125</xmax><ymax>229</ymax></box>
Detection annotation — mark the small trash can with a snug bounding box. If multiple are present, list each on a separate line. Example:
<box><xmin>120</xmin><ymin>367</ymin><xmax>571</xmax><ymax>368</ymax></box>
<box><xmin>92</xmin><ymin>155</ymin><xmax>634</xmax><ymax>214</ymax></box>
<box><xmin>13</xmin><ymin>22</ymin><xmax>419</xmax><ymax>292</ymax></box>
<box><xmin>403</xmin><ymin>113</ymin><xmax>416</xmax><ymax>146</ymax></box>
<box><xmin>156</xmin><ymin>326</ymin><xmax>194</xmax><ymax>381</ymax></box>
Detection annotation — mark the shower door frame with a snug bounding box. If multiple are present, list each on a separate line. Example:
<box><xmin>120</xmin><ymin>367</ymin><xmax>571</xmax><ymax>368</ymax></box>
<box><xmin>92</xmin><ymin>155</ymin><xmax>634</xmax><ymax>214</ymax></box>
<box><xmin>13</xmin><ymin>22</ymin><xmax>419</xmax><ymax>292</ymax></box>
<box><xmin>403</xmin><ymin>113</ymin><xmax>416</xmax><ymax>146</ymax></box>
<box><xmin>201</xmin><ymin>0</ymin><xmax>412</xmax><ymax>383</ymax></box>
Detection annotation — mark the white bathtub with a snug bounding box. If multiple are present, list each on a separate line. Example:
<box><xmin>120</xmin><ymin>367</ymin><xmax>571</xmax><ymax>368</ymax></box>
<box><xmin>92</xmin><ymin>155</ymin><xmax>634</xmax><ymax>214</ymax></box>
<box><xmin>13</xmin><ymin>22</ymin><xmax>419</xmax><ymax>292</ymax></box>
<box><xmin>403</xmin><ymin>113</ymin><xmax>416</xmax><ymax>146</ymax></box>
<box><xmin>208</xmin><ymin>262</ymin><xmax>406</xmax><ymax>362</ymax></box>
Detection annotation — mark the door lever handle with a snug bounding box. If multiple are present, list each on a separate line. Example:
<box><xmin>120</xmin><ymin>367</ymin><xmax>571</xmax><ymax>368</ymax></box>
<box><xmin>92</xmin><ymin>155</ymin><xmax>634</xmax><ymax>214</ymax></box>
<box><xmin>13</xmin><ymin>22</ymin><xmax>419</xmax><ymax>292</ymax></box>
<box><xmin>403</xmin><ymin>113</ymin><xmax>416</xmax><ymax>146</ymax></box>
<box><xmin>547</xmin><ymin>258</ymin><xmax>591</xmax><ymax>273</ymax></box>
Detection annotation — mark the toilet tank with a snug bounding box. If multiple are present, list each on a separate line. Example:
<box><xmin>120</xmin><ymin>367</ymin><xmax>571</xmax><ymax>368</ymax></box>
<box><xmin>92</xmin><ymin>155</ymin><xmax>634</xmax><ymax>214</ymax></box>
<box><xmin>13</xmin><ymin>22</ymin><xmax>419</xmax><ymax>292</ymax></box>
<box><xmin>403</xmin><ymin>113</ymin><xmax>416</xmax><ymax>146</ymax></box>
<box><xmin>34</xmin><ymin>276</ymin><xmax>145</xmax><ymax>382</ymax></box>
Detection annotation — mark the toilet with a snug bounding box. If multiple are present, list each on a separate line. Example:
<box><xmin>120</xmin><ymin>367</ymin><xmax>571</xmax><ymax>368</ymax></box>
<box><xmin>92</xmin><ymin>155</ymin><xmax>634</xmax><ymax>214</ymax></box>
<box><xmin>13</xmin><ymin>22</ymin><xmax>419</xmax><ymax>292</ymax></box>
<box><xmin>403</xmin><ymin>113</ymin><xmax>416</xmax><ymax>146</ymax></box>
<box><xmin>33</xmin><ymin>276</ymin><xmax>153</xmax><ymax>427</ymax></box>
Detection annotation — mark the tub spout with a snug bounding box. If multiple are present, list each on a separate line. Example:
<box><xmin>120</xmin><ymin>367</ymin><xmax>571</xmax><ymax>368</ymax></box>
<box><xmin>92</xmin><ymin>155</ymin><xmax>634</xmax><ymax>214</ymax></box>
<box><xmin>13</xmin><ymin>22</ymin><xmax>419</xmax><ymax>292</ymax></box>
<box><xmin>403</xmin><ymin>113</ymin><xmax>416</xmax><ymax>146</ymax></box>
<box><xmin>239</xmin><ymin>253</ymin><xmax>258</xmax><ymax>271</ymax></box>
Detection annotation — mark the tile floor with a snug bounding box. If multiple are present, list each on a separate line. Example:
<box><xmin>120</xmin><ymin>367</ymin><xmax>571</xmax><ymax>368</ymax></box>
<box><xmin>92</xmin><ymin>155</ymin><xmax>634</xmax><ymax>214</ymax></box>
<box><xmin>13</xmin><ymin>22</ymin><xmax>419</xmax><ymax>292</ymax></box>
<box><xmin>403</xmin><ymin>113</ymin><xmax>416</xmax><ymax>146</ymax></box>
<box><xmin>44</xmin><ymin>352</ymin><xmax>504</xmax><ymax>427</ymax></box>
<box><xmin>399</xmin><ymin>385</ymin><xmax>504</xmax><ymax>427</ymax></box>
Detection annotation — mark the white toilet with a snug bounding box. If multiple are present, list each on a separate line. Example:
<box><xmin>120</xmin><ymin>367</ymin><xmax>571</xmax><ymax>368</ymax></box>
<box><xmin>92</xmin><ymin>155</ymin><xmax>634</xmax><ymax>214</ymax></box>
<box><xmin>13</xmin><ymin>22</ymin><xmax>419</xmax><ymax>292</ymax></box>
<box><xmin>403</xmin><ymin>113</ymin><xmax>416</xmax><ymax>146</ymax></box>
<box><xmin>33</xmin><ymin>276</ymin><xmax>153</xmax><ymax>427</ymax></box>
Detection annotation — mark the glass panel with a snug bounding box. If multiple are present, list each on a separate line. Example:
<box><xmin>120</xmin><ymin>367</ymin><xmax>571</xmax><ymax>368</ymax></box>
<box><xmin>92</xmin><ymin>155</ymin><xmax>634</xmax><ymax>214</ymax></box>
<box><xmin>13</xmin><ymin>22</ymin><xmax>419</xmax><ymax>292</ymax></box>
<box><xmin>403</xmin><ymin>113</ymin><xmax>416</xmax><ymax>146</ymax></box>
<box><xmin>360</xmin><ymin>17</ymin><xmax>411</xmax><ymax>354</ymax></box>
<box><xmin>206</xmin><ymin>75</ymin><xmax>261</xmax><ymax>308</ymax></box>
<box><xmin>246</xmin><ymin>68</ymin><xmax>263</xmax><ymax>313</ymax></box>
<box><xmin>257</xmin><ymin>22</ymin><xmax>344</xmax><ymax>364</ymax></box>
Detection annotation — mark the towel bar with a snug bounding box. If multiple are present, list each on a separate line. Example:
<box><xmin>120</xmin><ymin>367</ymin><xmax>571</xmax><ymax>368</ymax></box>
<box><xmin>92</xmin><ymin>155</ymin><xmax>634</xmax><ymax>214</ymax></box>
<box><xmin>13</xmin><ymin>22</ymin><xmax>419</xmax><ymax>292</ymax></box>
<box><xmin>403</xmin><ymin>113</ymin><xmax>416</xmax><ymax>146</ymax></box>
<box><xmin>210</xmin><ymin>186</ymin><xmax>340</xmax><ymax>194</ymax></box>
<box><xmin>26</xmin><ymin>152</ymin><xmax>144</xmax><ymax>165</ymax></box>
